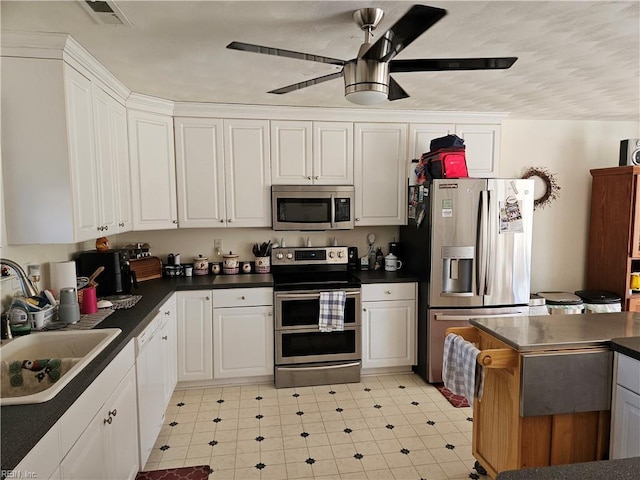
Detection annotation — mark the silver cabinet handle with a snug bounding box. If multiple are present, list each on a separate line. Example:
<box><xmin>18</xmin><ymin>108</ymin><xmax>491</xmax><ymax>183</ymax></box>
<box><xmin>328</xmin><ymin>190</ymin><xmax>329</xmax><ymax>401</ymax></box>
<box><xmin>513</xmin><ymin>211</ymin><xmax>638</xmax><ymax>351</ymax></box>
<box><xmin>314</xmin><ymin>176</ymin><xmax>319</xmax><ymax>180</ymax></box>
<box><xmin>355</xmin><ymin>218</ymin><xmax>360</xmax><ymax>222</ymax></box>
<box><xmin>103</xmin><ymin>416</ymin><xmax>112</xmax><ymax>425</ymax></box>
<box><xmin>119</xmin><ymin>222</ymin><xmax>125</xmax><ymax>227</ymax></box>
<box><xmin>165</xmin><ymin>311</ymin><xmax>170</xmax><ymax>315</ymax></box>
<box><xmin>104</xmin><ymin>225</ymin><xmax>108</xmax><ymax>231</ymax></box>
<box><xmin>173</xmin><ymin>220</ymin><xmax>178</xmax><ymax>224</ymax></box>
<box><xmin>162</xmin><ymin>336</ymin><xmax>168</xmax><ymax>340</ymax></box>
<box><xmin>109</xmin><ymin>409</ymin><xmax>117</xmax><ymax>417</ymax></box>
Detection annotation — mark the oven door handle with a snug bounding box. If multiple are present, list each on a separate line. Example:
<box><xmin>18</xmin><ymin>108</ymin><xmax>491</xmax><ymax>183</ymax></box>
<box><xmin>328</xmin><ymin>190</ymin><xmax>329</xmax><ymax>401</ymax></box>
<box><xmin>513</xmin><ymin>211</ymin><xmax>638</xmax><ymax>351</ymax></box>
<box><xmin>276</xmin><ymin>291</ymin><xmax>360</xmax><ymax>301</ymax></box>
<box><xmin>277</xmin><ymin>362</ymin><xmax>361</xmax><ymax>372</ymax></box>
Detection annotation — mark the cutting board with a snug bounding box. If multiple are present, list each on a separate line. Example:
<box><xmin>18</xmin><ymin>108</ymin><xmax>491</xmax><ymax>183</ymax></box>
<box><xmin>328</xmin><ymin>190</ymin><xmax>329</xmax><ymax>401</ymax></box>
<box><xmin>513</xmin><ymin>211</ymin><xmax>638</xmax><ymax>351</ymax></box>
<box><xmin>129</xmin><ymin>256</ymin><xmax>162</xmax><ymax>282</ymax></box>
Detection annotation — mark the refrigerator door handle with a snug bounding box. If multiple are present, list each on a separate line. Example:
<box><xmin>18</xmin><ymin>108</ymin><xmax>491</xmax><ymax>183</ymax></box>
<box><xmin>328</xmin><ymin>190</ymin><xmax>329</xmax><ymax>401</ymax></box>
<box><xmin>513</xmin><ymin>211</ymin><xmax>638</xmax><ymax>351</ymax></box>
<box><xmin>435</xmin><ymin>312</ymin><xmax>528</xmax><ymax>321</ymax></box>
<box><xmin>477</xmin><ymin>190</ymin><xmax>489</xmax><ymax>296</ymax></box>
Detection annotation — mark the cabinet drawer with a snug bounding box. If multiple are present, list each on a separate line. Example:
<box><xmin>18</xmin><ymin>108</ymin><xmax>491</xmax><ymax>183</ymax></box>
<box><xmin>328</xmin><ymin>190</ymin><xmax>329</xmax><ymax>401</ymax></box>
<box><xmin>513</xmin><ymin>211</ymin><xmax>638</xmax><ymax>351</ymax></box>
<box><xmin>617</xmin><ymin>353</ymin><xmax>640</xmax><ymax>394</ymax></box>
<box><xmin>362</xmin><ymin>283</ymin><xmax>416</xmax><ymax>302</ymax></box>
<box><xmin>212</xmin><ymin>287</ymin><xmax>273</xmax><ymax>308</ymax></box>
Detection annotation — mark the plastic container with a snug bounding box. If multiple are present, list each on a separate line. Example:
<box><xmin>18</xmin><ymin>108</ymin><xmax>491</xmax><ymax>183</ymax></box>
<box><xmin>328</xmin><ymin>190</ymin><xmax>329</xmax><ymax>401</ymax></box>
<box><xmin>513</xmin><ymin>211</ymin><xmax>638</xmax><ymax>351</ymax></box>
<box><xmin>574</xmin><ymin>290</ymin><xmax>622</xmax><ymax>313</ymax></box>
<box><xmin>536</xmin><ymin>291</ymin><xmax>584</xmax><ymax>315</ymax></box>
<box><xmin>528</xmin><ymin>294</ymin><xmax>549</xmax><ymax>316</ymax></box>
<box><xmin>28</xmin><ymin>304</ymin><xmax>57</xmax><ymax>330</ymax></box>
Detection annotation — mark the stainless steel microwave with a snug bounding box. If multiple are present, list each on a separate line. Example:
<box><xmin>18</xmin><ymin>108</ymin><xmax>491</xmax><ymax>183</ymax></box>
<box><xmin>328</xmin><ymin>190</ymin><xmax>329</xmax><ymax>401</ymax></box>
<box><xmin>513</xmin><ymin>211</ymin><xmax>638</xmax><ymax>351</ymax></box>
<box><xmin>272</xmin><ymin>185</ymin><xmax>355</xmax><ymax>231</ymax></box>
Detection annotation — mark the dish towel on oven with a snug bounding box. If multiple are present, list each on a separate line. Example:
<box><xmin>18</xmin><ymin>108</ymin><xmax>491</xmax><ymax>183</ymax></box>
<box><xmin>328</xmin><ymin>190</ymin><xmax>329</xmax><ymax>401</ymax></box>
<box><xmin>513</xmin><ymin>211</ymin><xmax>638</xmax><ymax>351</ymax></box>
<box><xmin>442</xmin><ymin>333</ymin><xmax>483</xmax><ymax>407</ymax></box>
<box><xmin>318</xmin><ymin>291</ymin><xmax>346</xmax><ymax>332</ymax></box>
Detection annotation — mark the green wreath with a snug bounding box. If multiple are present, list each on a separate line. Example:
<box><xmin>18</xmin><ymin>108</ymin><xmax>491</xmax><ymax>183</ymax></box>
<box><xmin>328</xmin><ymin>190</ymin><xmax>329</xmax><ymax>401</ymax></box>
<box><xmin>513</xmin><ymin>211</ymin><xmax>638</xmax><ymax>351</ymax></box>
<box><xmin>521</xmin><ymin>167</ymin><xmax>560</xmax><ymax>209</ymax></box>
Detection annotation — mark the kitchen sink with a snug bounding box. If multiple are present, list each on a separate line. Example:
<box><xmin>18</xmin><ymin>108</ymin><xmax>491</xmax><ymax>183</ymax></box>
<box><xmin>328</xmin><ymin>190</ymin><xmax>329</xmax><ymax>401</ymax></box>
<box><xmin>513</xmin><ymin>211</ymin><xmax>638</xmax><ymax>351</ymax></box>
<box><xmin>0</xmin><ymin>328</ymin><xmax>121</xmax><ymax>405</ymax></box>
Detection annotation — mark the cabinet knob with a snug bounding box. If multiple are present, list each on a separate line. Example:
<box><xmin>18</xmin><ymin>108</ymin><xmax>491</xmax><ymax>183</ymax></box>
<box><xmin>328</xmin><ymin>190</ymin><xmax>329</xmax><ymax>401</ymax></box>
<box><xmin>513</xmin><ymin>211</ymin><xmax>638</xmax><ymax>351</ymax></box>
<box><xmin>220</xmin><ymin>219</ymin><xmax>225</xmax><ymax>223</ymax></box>
<box><xmin>109</xmin><ymin>409</ymin><xmax>117</xmax><ymax>417</ymax></box>
<box><xmin>228</xmin><ymin>219</ymin><xmax>233</xmax><ymax>223</ymax></box>
<box><xmin>97</xmin><ymin>226</ymin><xmax>102</xmax><ymax>232</ymax></box>
<box><xmin>205</xmin><ymin>296</ymin><xmax>210</xmax><ymax>301</ymax></box>
<box><xmin>162</xmin><ymin>335</ymin><xmax>168</xmax><ymax>340</ymax></box>
<box><xmin>173</xmin><ymin>220</ymin><xmax>178</xmax><ymax>224</ymax></box>
<box><xmin>355</xmin><ymin>218</ymin><xmax>360</xmax><ymax>222</ymax></box>
<box><xmin>104</xmin><ymin>225</ymin><xmax>108</xmax><ymax>231</ymax></box>
<box><xmin>314</xmin><ymin>176</ymin><xmax>319</xmax><ymax>180</ymax></box>
<box><xmin>363</xmin><ymin>308</ymin><xmax>367</xmax><ymax>312</ymax></box>
<box><xmin>307</xmin><ymin>176</ymin><xmax>311</xmax><ymax>180</ymax></box>
<box><xmin>165</xmin><ymin>311</ymin><xmax>170</xmax><ymax>315</ymax></box>
<box><xmin>119</xmin><ymin>222</ymin><xmax>125</xmax><ymax>227</ymax></box>
<box><xmin>103</xmin><ymin>416</ymin><xmax>113</xmax><ymax>425</ymax></box>
<box><xmin>240</xmin><ymin>295</ymin><xmax>246</xmax><ymax>300</ymax></box>
<box><xmin>268</xmin><ymin>312</ymin><xmax>272</xmax><ymax>316</ymax></box>
<box><xmin>385</xmin><ymin>290</ymin><xmax>391</xmax><ymax>294</ymax></box>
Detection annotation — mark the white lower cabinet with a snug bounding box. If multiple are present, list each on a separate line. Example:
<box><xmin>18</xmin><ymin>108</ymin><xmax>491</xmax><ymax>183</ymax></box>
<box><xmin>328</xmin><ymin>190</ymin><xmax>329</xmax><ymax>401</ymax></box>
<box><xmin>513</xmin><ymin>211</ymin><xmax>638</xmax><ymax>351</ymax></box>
<box><xmin>361</xmin><ymin>283</ymin><xmax>417</xmax><ymax>369</ymax></box>
<box><xmin>212</xmin><ymin>288</ymin><xmax>274</xmax><ymax>379</ymax></box>
<box><xmin>177</xmin><ymin>291</ymin><xmax>213</xmax><ymax>382</ymax></box>
<box><xmin>611</xmin><ymin>352</ymin><xmax>640</xmax><ymax>459</ymax></box>
<box><xmin>60</xmin><ymin>367</ymin><xmax>139</xmax><ymax>480</ymax></box>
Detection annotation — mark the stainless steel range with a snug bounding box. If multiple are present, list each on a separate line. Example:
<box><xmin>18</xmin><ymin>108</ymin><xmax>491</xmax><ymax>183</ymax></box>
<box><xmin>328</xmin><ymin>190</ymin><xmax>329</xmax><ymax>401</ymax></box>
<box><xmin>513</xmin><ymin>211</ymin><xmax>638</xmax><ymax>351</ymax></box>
<box><xmin>271</xmin><ymin>246</ymin><xmax>362</xmax><ymax>388</ymax></box>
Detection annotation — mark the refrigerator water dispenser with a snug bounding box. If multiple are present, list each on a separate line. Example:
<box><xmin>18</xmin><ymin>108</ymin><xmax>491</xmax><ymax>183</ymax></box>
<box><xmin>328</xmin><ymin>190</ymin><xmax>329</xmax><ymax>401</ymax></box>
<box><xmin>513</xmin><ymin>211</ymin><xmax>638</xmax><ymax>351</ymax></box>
<box><xmin>442</xmin><ymin>246</ymin><xmax>475</xmax><ymax>295</ymax></box>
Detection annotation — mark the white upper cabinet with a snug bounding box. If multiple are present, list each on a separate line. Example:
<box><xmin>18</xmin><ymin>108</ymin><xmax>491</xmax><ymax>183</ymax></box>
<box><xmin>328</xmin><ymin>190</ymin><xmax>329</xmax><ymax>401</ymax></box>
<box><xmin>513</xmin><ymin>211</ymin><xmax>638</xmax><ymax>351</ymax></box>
<box><xmin>174</xmin><ymin>117</ymin><xmax>226</xmax><ymax>227</ymax></box>
<box><xmin>128</xmin><ymin>109</ymin><xmax>178</xmax><ymax>230</ymax></box>
<box><xmin>354</xmin><ymin>123</ymin><xmax>408</xmax><ymax>226</ymax></box>
<box><xmin>271</xmin><ymin>120</ymin><xmax>353</xmax><ymax>185</ymax></box>
<box><xmin>1</xmin><ymin>57</ymin><xmax>129</xmax><ymax>244</ymax></box>
<box><xmin>175</xmin><ymin>117</ymin><xmax>271</xmax><ymax>228</ymax></box>
<box><xmin>408</xmin><ymin>124</ymin><xmax>454</xmax><ymax>184</ymax></box>
<box><xmin>223</xmin><ymin>119</ymin><xmax>271</xmax><ymax>227</ymax></box>
<box><xmin>113</xmin><ymin>101</ymin><xmax>133</xmax><ymax>233</ymax></box>
<box><xmin>455</xmin><ymin>124</ymin><xmax>500</xmax><ymax>177</ymax></box>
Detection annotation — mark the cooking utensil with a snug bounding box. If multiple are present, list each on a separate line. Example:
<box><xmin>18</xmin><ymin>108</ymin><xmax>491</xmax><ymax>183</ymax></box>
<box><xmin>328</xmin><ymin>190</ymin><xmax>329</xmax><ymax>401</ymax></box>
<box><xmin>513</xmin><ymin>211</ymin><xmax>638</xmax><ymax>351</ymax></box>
<box><xmin>252</xmin><ymin>241</ymin><xmax>272</xmax><ymax>257</ymax></box>
<box><xmin>87</xmin><ymin>266</ymin><xmax>105</xmax><ymax>287</ymax></box>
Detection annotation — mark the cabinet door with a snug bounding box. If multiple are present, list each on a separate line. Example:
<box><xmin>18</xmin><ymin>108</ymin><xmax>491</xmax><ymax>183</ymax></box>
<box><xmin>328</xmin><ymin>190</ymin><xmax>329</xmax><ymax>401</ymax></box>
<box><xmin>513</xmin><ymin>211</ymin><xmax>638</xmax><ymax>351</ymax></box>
<box><xmin>128</xmin><ymin>109</ymin><xmax>178</xmax><ymax>230</ymax></box>
<box><xmin>632</xmin><ymin>174</ymin><xmax>640</xmax><ymax>258</ymax></box>
<box><xmin>213</xmin><ymin>305</ymin><xmax>274</xmax><ymax>378</ymax></box>
<box><xmin>313</xmin><ymin>122</ymin><xmax>353</xmax><ymax>185</ymax></box>
<box><xmin>92</xmin><ymin>86</ymin><xmax>119</xmax><ymax>235</ymax></box>
<box><xmin>60</xmin><ymin>405</ymin><xmax>109</xmax><ymax>480</ymax></box>
<box><xmin>113</xmin><ymin>101</ymin><xmax>132</xmax><ymax>233</ymax></box>
<box><xmin>361</xmin><ymin>299</ymin><xmax>416</xmax><ymax>368</ymax></box>
<box><xmin>354</xmin><ymin>123</ymin><xmax>407</xmax><ymax>226</ymax></box>
<box><xmin>611</xmin><ymin>385</ymin><xmax>640</xmax><ymax>459</ymax></box>
<box><xmin>176</xmin><ymin>291</ymin><xmax>213</xmax><ymax>382</ymax></box>
<box><xmin>174</xmin><ymin>117</ymin><xmax>226</xmax><ymax>227</ymax></box>
<box><xmin>455</xmin><ymin>124</ymin><xmax>500</xmax><ymax>177</ymax></box>
<box><xmin>105</xmin><ymin>368</ymin><xmax>139</xmax><ymax>480</ymax></box>
<box><xmin>64</xmin><ymin>64</ymin><xmax>100</xmax><ymax>242</ymax></box>
<box><xmin>271</xmin><ymin>120</ymin><xmax>313</xmax><ymax>185</ymax></box>
<box><xmin>223</xmin><ymin>119</ymin><xmax>272</xmax><ymax>227</ymax></box>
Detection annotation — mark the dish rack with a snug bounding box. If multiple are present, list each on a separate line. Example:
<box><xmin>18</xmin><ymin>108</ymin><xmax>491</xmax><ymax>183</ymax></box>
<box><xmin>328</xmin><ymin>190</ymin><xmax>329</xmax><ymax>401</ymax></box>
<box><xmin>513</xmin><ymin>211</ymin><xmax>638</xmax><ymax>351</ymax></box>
<box><xmin>29</xmin><ymin>304</ymin><xmax>57</xmax><ymax>329</ymax></box>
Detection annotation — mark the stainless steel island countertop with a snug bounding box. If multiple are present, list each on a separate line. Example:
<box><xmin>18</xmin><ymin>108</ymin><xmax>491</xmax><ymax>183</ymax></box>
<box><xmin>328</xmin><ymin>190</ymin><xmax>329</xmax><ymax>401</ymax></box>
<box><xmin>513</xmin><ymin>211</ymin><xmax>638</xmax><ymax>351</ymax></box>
<box><xmin>470</xmin><ymin>312</ymin><xmax>640</xmax><ymax>352</ymax></box>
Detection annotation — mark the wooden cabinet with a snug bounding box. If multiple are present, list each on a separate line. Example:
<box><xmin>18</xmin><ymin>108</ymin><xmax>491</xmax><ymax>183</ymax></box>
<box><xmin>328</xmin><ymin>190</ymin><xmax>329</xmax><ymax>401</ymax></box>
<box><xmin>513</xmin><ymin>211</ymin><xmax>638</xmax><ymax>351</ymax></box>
<box><xmin>271</xmin><ymin>120</ymin><xmax>353</xmax><ymax>185</ymax></box>
<box><xmin>128</xmin><ymin>109</ymin><xmax>178</xmax><ymax>230</ymax></box>
<box><xmin>174</xmin><ymin>117</ymin><xmax>271</xmax><ymax>227</ymax></box>
<box><xmin>611</xmin><ymin>353</ymin><xmax>640</xmax><ymax>459</ymax></box>
<box><xmin>361</xmin><ymin>283</ymin><xmax>417</xmax><ymax>369</ymax></box>
<box><xmin>1</xmin><ymin>58</ymin><xmax>130</xmax><ymax>243</ymax></box>
<box><xmin>587</xmin><ymin>166</ymin><xmax>640</xmax><ymax>310</ymax></box>
<box><xmin>354</xmin><ymin>123</ymin><xmax>408</xmax><ymax>226</ymax></box>
<box><xmin>176</xmin><ymin>291</ymin><xmax>213</xmax><ymax>382</ymax></box>
<box><xmin>60</xmin><ymin>367</ymin><xmax>139</xmax><ymax>480</ymax></box>
<box><xmin>212</xmin><ymin>288</ymin><xmax>273</xmax><ymax>379</ymax></box>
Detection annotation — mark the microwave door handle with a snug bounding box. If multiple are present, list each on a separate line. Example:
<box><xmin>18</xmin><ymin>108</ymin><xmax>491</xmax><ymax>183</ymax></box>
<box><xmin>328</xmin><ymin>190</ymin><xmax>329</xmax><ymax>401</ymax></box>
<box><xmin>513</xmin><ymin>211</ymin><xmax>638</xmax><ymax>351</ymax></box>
<box><xmin>330</xmin><ymin>194</ymin><xmax>336</xmax><ymax>229</ymax></box>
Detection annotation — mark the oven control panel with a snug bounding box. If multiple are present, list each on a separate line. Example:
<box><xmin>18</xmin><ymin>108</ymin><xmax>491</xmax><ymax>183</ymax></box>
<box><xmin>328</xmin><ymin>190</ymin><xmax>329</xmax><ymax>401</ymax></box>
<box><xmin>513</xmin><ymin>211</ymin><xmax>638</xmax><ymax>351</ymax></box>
<box><xmin>272</xmin><ymin>247</ymin><xmax>348</xmax><ymax>265</ymax></box>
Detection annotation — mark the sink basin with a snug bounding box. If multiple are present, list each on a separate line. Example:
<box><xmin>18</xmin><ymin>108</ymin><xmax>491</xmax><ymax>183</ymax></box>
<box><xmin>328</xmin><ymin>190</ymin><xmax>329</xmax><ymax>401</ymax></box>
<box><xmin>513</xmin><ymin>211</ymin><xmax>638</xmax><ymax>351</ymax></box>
<box><xmin>0</xmin><ymin>328</ymin><xmax>121</xmax><ymax>405</ymax></box>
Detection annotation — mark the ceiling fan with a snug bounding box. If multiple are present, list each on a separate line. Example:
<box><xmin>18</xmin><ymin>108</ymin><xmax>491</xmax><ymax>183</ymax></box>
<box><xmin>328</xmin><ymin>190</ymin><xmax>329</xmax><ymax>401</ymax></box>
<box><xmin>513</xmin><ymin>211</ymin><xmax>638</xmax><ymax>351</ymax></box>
<box><xmin>227</xmin><ymin>4</ymin><xmax>517</xmax><ymax>105</ymax></box>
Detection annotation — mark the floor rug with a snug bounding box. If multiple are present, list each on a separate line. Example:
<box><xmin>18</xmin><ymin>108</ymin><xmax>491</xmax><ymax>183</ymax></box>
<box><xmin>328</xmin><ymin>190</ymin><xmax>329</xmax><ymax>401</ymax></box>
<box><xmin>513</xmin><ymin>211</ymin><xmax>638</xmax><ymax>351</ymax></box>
<box><xmin>135</xmin><ymin>465</ymin><xmax>211</xmax><ymax>480</ymax></box>
<box><xmin>436</xmin><ymin>385</ymin><xmax>470</xmax><ymax>408</ymax></box>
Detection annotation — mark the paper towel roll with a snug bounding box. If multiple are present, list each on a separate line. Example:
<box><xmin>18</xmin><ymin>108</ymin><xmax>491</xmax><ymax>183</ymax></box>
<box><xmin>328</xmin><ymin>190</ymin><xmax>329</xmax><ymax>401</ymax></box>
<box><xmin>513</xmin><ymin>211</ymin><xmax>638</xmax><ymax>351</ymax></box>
<box><xmin>50</xmin><ymin>261</ymin><xmax>77</xmax><ymax>300</ymax></box>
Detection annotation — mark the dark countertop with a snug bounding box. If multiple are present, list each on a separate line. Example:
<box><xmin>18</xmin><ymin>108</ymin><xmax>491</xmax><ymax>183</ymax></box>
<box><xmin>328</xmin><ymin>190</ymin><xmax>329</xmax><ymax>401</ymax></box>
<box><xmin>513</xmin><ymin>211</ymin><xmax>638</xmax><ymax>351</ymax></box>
<box><xmin>496</xmin><ymin>456</ymin><xmax>640</xmax><ymax>479</ymax></box>
<box><xmin>470</xmin><ymin>313</ymin><xmax>640</xmax><ymax>352</ymax></box>
<box><xmin>611</xmin><ymin>336</ymin><xmax>640</xmax><ymax>361</ymax></box>
<box><xmin>1</xmin><ymin>269</ymin><xmax>414</xmax><ymax>469</ymax></box>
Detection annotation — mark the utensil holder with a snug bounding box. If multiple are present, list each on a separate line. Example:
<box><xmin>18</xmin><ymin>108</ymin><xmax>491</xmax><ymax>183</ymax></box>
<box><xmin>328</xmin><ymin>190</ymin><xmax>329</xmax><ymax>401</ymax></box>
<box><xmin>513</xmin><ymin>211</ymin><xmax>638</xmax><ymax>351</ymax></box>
<box><xmin>255</xmin><ymin>256</ymin><xmax>270</xmax><ymax>273</ymax></box>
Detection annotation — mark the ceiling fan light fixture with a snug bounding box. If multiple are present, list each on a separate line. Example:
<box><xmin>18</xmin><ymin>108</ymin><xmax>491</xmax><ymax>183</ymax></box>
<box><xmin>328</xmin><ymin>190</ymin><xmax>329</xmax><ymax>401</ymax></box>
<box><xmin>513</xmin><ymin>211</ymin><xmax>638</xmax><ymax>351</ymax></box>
<box><xmin>345</xmin><ymin>89</ymin><xmax>388</xmax><ymax>105</ymax></box>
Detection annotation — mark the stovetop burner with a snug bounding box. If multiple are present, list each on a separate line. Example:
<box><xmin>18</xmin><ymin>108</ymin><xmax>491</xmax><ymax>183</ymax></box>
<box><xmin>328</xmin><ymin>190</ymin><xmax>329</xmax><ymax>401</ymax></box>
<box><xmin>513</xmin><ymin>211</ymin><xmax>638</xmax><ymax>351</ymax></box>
<box><xmin>271</xmin><ymin>246</ymin><xmax>361</xmax><ymax>291</ymax></box>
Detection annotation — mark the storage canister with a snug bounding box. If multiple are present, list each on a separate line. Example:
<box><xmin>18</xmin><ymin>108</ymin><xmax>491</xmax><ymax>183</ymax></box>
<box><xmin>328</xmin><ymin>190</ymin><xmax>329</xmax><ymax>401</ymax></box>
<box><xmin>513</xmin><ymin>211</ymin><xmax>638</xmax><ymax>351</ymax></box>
<box><xmin>574</xmin><ymin>290</ymin><xmax>622</xmax><ymax>313</ymax></box>
<box><xmin>536</xmin><ymin>291</ymin><xmax>584</xmax><ymax>315</ymax></box>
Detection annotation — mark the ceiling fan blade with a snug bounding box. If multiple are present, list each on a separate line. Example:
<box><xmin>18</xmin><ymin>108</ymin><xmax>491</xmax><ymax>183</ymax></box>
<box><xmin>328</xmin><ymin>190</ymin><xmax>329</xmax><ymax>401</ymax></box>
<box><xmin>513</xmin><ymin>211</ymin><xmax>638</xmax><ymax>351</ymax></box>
<box><xmin>388</xmin><ymin>76</ymin><xmax>409</xmax><ymax>101</ymax></box>
<box><xmin>227</xmin><ymin>41</ymin><xmax>345</xmax><ymax>66</ymax></box>
<box><xmin>390</xmin><ymin>57</ymin><xmax>518</xmax><ymax>73</ymax></box>
<box><xmin>268</xmin><ymin>71</ymin><xmax>344</xmax><ymax>94</ymax></box>
<box><xmin>362</xmin><ymin>5</ymin><xmax>447</xmax><ymax>63</ymax></box>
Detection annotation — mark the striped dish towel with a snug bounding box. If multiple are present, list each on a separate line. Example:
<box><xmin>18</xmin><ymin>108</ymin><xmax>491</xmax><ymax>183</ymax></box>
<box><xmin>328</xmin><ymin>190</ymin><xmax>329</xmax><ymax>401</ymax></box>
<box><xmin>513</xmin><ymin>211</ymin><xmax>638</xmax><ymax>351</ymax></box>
<box><xmin>318</xmin><ymin>291</ymin><xmax>346</xmax><ymax>332</ymax></box>
<box><xmin>442</xmin><ymin>333</ymin><xmax>483</xmax><ymax>407</ymax></box>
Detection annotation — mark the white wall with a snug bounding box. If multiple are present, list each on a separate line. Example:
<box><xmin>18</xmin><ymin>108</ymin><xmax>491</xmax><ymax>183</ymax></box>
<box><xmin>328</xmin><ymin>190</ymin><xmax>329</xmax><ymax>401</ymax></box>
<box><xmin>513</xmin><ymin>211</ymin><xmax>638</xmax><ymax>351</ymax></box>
<box><xmin>499</xmin><ymin>119</ymin><xmax>640</xmax><ymax>293</ymax></box>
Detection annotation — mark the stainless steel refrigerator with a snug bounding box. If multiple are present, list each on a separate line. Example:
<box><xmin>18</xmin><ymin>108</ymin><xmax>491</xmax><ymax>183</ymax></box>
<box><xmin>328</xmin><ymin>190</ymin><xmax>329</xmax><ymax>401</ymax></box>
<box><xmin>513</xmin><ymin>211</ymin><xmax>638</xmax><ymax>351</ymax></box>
<box><xmin>400</xmin><ymin>178</ymin><xmax>534</xmax><ymax>382</ymax></box>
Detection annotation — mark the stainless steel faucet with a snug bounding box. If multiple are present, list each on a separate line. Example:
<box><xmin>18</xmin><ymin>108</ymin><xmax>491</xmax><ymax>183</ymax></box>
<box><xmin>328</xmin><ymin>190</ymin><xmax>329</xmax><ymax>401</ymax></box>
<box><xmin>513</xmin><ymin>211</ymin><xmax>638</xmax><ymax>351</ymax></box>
<box><xmin>0</xmin><ymin>258</ymin><xmax>39</xmax><ymax>297</ymax></box>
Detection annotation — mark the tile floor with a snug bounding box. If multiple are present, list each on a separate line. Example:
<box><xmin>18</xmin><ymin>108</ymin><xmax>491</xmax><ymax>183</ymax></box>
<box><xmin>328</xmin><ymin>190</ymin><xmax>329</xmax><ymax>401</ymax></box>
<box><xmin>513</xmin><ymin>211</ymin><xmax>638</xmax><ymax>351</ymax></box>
<box><xmin>144</xmin><ymin>373</ymin><xmax>490</xmax><ymax>480</ymax></box>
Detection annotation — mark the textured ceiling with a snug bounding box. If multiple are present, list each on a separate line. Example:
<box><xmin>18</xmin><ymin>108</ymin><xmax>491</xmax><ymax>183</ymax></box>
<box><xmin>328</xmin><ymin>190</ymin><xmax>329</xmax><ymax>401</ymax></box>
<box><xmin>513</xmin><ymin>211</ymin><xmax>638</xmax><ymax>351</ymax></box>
<box><xmin>2</xmin><ymin>1</ymin><xmax>639</xmax><ymax>121</ymax></box>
